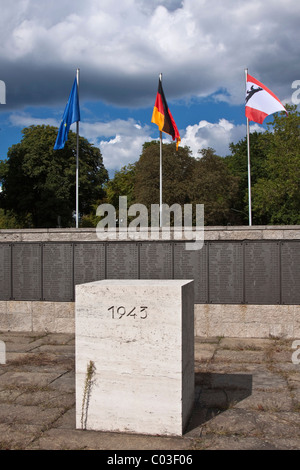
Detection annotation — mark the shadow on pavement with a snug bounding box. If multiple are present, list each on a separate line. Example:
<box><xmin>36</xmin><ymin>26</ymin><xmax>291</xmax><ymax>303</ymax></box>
<box><xmin>186</xmin><ymin>372</ymin><xmax>253</xmax><ymax>433</ymax></box>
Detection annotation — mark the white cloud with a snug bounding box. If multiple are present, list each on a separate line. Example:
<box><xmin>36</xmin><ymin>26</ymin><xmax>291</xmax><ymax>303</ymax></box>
<box><xmin>1</xmin><ymin>0</ymin><xmax>298</xmax><ymax>108</ymax></box>
<box><xmin>80</xmin><ymin>119</ymin><xmax>153</xmax><ymax>171</ymax></box>
<box><xmin>83</xmin><ymin>117</ymin><xmax>264</xmax><ymax>169</ymax></box>
<box><xmin>7</xmin><ymin>111</ymin><xmax>153</xmax><ymax>171</ymax></box>
<box><xmin>180</xmin><ymin>118</ymin><xmax>263</xmax><ymax>158</ymax></box>
<box><xmin>1</xmin><ymin>0</ymin><xmax>296</xmax><ymax>171</ymax></box>
<box><xmin>7</xmin><ymin>110</ymin><xmax>265</xmax><ymax>171</ymax></box>
<box><xmin>181</xmin><ymin>119</ymin><xmax>245</xmax><ymax>157</ymax></box>
<box><xmin>9</xmin><ymin>112</ymin><xmax>58</xmax><ymax>128</ymax></box>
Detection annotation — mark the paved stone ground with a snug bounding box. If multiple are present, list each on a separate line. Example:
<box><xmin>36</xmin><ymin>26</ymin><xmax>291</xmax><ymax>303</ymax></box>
<box><xmin>0</xmin><ymin>331</ymin><xmax>299</xmax><ymax>450</ymax></box>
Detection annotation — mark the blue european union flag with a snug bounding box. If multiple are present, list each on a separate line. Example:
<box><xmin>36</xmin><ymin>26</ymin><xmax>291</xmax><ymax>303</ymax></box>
<box><xmin>54</xmin><ymin>77</ymin><xmax>80</xmax><ymax>150</ymax></box>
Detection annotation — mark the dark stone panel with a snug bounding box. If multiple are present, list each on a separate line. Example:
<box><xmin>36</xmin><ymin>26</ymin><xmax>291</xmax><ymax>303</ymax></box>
<box><xmin>106</xmin><ymin>243</ymin><xmax>139</xmax><ymax>279</ymax></box>
<box><xmin>0</xmin><ymin>244</ymin><xmax>11</xmax><ymax>300</ymax></box>
<box><xmin>42</xmin><ymin>244</ymin><xmax>73</xmax><ymax>301</ymax></box>
<box><xmin>1</xmin><ymin>239</ymin><xmax>299</xmax><ymax>305</ymax></box>
<box><xmin>281</xmin><ymin>241</ymin><xmax>300</xmax><ymax>304</ymax></box>
<box><xmin>139</xmin><ymin>242</ymin><xmax>173</xmax><ymax>279</ymax></box>
<box><xmin>244</xmin><ymin>242</ymin><xmax>280</xmax><ymax>304</ymax></box>
<box><xmin>208</xmin><ymin>242</ymin><xmax>244</xmax><ymax>303</ymax></box>
<box><xmin>12</xmin><ymin>243</ymin><xmax>42</xmax><ymax>300</ymax></box>
<box><xmin>174</xmin><ymin>242</ymin><xmax>208</xmax><ymax>303</ymax></box>
<box><xmin>74</xmin><ymin>243</ymin><xmax>105</xmax><ymax>286</ymax></box>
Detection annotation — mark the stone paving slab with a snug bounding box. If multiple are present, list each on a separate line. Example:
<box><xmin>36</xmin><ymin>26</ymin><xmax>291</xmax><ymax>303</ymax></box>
<box><xmin>0</xmin><ymin>332</ymin><xmax>299</xmax><ymax>450</ymax></box>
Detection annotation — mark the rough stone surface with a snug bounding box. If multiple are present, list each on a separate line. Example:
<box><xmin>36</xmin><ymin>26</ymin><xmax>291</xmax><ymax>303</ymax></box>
<box><xmin>1</xmin><ymin>226</ymin><xmax>300</xmax><ymax>339</ymax></box>
<box><xmin>75</xmin><ymin>279</ymin><xmax>194</xmax><ymax>436</ymax></box>
<box><xmin>0</xmin><ymin>331</ymin><xmax>299</xmax><ymax>450</ymax></box>
<box><xmin>1</xmin><ymin>301</ymin><xmax>300</xmax><ymax>339</ymax></box>
<box><xmin>1</xmin><ymin>226</ymin><xmax>300</xmax><ymax>242</ymax></box>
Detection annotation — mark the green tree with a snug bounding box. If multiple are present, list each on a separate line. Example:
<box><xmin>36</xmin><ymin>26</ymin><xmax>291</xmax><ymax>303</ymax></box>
<box><xmin>134</xmin><ymin>141</ymin><xmax>195</xmax><ymax>208</ymax></box>
<box><xmin>105</xmin><ymin>163</ymin><xmax>136</xmax><ymax>207</ymax></box>
<box><xmin>252</xmin><ymin>105</ymin><xmax>300</xmax><ymax>224</ymax></box>
<box><xmin>225</xmin><ymin>131</ymin><xmax>269</xmax><ymax>224</ymax></box>
<box><xmin>0</xmin><ymin>125</ymin><xmax>108</xmax><ymax>227</ymax></box>
<box><xmin>0</xmin><ymin>208</ymin><xmax>22</xmax><ymax>228</ymax></box>
<box><xmin>190</xmin><ymin>148</ymin><xmax>240</xmax><ymax>225</ymax></box>
<box><xmin>80</xmin><ymin>163</ymin><xmax>138</xmax><ymax>227</ymax></box>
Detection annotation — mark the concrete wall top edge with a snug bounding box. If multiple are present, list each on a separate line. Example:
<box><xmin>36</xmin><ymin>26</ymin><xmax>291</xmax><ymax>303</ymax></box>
<box><xmin>0</xmin><ymin>226</ymin><xmax>299</xmax><ymax>242</ymax></box>
<box><xmin>1</xmin><ymin>225</ymin><xmax>300</xmax><ymax>232</ymax></box>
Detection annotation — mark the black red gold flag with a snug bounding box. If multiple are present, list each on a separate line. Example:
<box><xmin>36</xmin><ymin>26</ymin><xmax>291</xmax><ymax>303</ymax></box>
<box><xmin>151</xmin><ymin>77</ymin><xmax>181</xmax><ymax>149</ymax></box>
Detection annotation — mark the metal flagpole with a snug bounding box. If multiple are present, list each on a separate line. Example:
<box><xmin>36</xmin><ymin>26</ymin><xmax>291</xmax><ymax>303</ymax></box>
<box><xmin>159</xmin><ymin>130</ymin><xmax>162</xmax><ymax>228</ymax></box>
<box><xmin>76</xmin><ymin>68</ymin><xmax>80</xmax><ymax>229</ymax></box>
<box><xmin>245</xmin><ymin>68</ymin><xmax>252</xmax><ymax>226</ymax></box>
<box><xmin>159</xmin><ymin>73</ymin><xmax>163</xmax><ymax>228</ymax></box>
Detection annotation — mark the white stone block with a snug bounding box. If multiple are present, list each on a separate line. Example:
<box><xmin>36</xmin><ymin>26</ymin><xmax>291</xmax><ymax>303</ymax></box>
<box><xmin>75</xmin><ymin>279</ymin><xmax>194</xmax><ymax>436</ymax></box>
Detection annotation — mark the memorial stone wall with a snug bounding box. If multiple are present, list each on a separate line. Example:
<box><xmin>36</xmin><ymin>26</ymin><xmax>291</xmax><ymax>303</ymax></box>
<box><xmin>0</xmin><ymin>226</ymin><xmax>299</xmax><ymax>337</ymax></box>
<box><xmin>0</xmin><ymin>239</ymin><xmax>300</xmax><ymax>305</ymax></box>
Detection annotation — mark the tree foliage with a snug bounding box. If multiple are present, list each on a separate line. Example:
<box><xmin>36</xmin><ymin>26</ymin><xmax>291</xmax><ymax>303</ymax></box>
<box><xmin>134</xmin><ymin>141</ymin><xmax>196</xmax><ymax>208</ymax></box>
<box><xmin>225</xmin><ymin>131</ymin><xmax>268</xmax><ymax>224</ymax></box>
<box><xmin>105</xmin><ymin>163</ymin><xmax>136</xmax><ymax>207</ymax></box>
<box><xmin>106</xmin><ymin>105</ymin><xmax>300</xmax><ymax>227</ymax></box>
<box><xmin>251</xmin><ymin>105</ymin><xmax>300</xmax><ymax>224</ymax></box>
<box><xmin>1</xmin><ymin>105</ymin><xmax>300</xmax><ymax>228</ymax></box>
<box><xmin>225</xmin><ymin>104</ymin><xmax>300</xmax><ymax>225</ymax></box>
<box><xmin>107</xmin><ymin>142</ymin><xmax>240</xmax><ymax>226</ymax></box>
<box><xmin>191</xmin><ymin>148</ymin><xmax>240</xmax><ymax>225</ymax></box>
<box><xmin>0</xmin><ymin>125</ymin><xmax>108</xmax><ymax>227</ymax></box>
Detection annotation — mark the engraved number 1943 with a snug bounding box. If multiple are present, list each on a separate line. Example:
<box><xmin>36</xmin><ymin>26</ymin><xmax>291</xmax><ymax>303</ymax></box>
<box><xmin>108</xmin><ymin>306</ymin><xmax>148</xmax><ymax>320</ymax></box>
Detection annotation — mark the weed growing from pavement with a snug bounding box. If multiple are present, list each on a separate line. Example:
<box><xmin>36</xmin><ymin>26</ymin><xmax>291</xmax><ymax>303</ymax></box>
<box><xmin>81</xmin><ymin>360</ymin><xmax>96</xmax><ymax>430</ymax></box>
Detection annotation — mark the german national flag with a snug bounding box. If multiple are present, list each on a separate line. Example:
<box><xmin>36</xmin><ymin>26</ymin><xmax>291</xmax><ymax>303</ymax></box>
<box><xmin>151</xmin><ymin>77</ymin><xmax>181</xmax><ymax>150</ymax></box>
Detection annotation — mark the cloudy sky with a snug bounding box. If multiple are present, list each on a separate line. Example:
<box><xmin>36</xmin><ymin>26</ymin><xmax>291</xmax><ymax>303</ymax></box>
<box><xmin>0</xmin><ymin>0</ymin><xmax>299</xmax><ymax>174</ymax></box>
